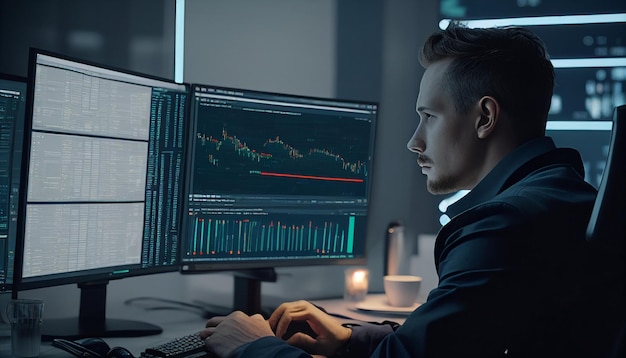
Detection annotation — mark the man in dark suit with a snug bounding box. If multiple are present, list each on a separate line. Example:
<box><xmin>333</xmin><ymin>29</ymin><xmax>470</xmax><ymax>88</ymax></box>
<box><xmin>200</xmin><ymin>22</ymin><xmax>621</xmax><ymax>358</ymax></box>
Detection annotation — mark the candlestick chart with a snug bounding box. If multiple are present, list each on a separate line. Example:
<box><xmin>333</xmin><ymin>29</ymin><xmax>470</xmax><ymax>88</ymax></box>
<box><xmin>190</xmin><ymin>105</ymin><xmax>373</xmax><ymax>197</ymax></box>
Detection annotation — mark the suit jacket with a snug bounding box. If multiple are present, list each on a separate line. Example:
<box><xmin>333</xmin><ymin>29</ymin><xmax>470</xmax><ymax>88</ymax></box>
<box><xmin>235</xmin><ymin>137</ymin><xmax>622</xmax><ymax>358</ymax></box>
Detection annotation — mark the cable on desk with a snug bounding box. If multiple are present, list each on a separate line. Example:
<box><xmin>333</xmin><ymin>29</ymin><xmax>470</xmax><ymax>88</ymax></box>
<box><xmin>124</xmin><ymin>297</ymin><xmax>223</xmax><ymax>319</ymax></box>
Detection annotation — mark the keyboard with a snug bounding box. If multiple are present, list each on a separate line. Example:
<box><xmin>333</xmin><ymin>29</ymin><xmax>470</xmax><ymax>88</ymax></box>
<box><xmin>141</xmin><ymin>333</ymin><xmax>215</xmax><ymax>358</ymax></box>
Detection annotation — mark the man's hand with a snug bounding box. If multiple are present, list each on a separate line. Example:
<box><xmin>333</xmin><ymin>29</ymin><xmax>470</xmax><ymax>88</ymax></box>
<box><xmin>269</xmin><ymin>300</ymin><xmax>352</xmax><ymax>357</ymax></box>
<box><xmin>200</xmin><ymin>311</ymin><xmax>274</xmax><ymax>357</ymax></box>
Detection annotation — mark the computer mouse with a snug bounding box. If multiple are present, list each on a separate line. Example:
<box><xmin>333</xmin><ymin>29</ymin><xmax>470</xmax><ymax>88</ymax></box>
<box><xmin>75</xmin><ymin>337</ymin><xmax>111</xmax><ymax>357</ymax></box>
<box><xmin>107</xmin><ymin>346</ymin><xmax>135</xmax><ymax>358</ymax></box>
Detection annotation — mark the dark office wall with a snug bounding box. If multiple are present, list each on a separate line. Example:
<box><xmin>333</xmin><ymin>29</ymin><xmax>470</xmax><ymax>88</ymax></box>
<box><xmin>183</xmin><ymin>0</ymin><xmax>338</xmax><ymax>97</ymax></box>
<box><xmin>335</xmin><ymin>1</ymin><xmax>383</xmax><ymax>103</ymax></box>
<box><xmin>361</xmin><ymin>0</ymin><xmax>441</xmax><ymax>289</ymax></box>
<box><xmin>0</xmin><ymin>0</ymin><xmax>175</xmax><ymax>79</ymax></box>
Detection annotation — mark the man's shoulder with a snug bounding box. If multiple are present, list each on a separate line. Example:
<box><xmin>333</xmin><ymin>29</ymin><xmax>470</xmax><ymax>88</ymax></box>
<box><xmin>500</xmin><ymin>153</ymin><xmax>596</xmax><ymax>209</ymax></box>
<box><xmin>443</xmin><ymin>153</ymin><xmax>594</xmax><ymax>228</ymax></box>
<box><xmin>485</xmin><ymin>144</ymin><xmax>595</xmax><ymax>214</ymax></box>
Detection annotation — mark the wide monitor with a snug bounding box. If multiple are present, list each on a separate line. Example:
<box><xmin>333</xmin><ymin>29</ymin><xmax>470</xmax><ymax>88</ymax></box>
<box><xmin>180</xmin><ymin>84</ymin><xmax>378</xmax><ymax>313</ymax></box>
<box><xmin>13</xmin><ymin>49</ymin><xmax>188</xmax><ymax>340</ymax></box>
<box><xmin>0</xmin><ymin>73</ymin><xmax>27</xmax><ymax>294</ymax></box>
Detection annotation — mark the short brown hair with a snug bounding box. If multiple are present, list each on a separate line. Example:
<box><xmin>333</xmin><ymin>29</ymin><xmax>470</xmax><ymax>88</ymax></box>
<box><xmin>420</xmin><ymin>22</ymin><xmax>554</xmax><ymax>134</ymax></box>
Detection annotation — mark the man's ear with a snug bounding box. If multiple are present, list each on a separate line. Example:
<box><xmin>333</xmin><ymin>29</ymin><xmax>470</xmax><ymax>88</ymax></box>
<box><xmin>475</xmin><ymin>96</ymin><xmax>500</xmax><ymax>139</ymax></box>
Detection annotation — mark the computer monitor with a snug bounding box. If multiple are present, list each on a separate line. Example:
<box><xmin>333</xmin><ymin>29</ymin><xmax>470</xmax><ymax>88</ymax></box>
<box><xmin>0</xmin><ymin>73</ymin><xmax>27</xmax><ymax>294</ymax></box>
<box><xmin>13</xmin><ymin>49</ymin><xmax>188</xmax><ymax>340</ymax></box>
<box><xmin>180</xmin><ymin>84</ymin><xmax>378</xmax><ymax>313</ymax></box>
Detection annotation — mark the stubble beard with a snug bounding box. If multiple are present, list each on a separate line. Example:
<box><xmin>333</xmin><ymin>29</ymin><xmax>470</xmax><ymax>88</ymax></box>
<box><xmin>426</xmin><ymin>175</ymin><xmax>459</xmax><ymax>195</ymax></box>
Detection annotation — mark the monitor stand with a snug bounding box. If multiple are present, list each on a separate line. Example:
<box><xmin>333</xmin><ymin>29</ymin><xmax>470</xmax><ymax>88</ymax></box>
<box><xmin>232</xmin><ymin>268</ymin><xmax>277</xmax><ymax>315</ymax></box>
<box><xmin>196</xmin><ymin>268</ymin><xmax>278</xmax><ymax>318</ymax></box>
<box><xmin>41</xmin><ymin>281</ymin><xmax>162</xmax><ymax>341</ymax></box>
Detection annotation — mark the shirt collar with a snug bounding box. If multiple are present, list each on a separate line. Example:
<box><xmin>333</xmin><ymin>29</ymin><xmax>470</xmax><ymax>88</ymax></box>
<box><xmin>446</xmin><ymin>136</ymin><xmax>558</xmax><ymax>217</ymax></box>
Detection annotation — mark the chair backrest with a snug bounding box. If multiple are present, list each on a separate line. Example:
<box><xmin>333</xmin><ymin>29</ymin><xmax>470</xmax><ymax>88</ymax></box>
<box><xmin>586</xmin><ymin>104</ymin><xmax>625</xmax><ymax>251</ymax></box>
<box><xmin>585</xmin><ymin>104</ymin><xmax>625</xmax><ymax>358</ymax></box>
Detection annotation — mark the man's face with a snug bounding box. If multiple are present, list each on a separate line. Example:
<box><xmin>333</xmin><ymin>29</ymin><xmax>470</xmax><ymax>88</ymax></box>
<box><xmin>407</xmin><ymin>58</ymin><xmax>483</xmax><ymax>194</ymax></box>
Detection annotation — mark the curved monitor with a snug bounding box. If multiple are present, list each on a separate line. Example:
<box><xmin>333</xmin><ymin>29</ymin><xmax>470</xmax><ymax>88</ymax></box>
<box><xmin>14</xmin><ymin>49</ymin><xmax>188</xmax><ymax>339</ymax></box>
<box><xmin>180</xmin><ymin>84</ymin><xmax>377</xmax><ymax>274</ymax></box>
<box><xmin>0</xmin><ymin>73</ymin><xmax>27</xmax><ymax>294</ymax></box>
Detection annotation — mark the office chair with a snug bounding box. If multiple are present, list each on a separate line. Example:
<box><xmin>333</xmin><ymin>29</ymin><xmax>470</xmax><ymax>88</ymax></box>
<box><xmin>586</xmin><ymin>104</ymin><xmax>625</xmax><ymax>255</ymax></box>
<box><xmin>585</xmin><ymin>104</ymin><xmax>625</xmax><ymax>358</ymax></box>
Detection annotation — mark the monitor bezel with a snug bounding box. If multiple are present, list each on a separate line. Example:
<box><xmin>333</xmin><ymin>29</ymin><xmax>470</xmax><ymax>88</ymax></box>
<box><xmin>179</xmin><ymin>83</ymin><xmax>378</xmax><ymax>273</ymax></box>
<box><xmin>0</xmin><ymin>72</ymin><xmax>28</xmax><ymax>293</ymax></box>
<box><xmin>0</xmin><ymin>72</ymin><xmax>27</xmax><ymax>83</ymax></box>
<box><xmin>13</xmin><ymin>48</ymin><xmax>189</xmax><ymax>292</ymax></box>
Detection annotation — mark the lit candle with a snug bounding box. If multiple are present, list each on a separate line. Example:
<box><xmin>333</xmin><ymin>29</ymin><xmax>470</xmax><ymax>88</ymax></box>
<box><xmin>344</xmin><ymin>268</ymin><xmax>369</xmax><ymax>302</ymax></box>
<box><xmin>352</xmin><ymin>270</ymin><xmax>367</xmax><ymax>290</ymax></box>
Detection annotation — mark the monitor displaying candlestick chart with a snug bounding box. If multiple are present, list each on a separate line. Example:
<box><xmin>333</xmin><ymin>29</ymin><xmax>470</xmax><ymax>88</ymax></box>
<box><xmin>180</xmin><ymin>84</ymin><xmax>378</xmax><ymax>272</ymax></box>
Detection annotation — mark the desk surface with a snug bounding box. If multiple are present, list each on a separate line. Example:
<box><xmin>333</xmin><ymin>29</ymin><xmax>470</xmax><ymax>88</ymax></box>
<box><xmin>0</xmin><ymin>294</ymin><xmax>410</xmax><ymax>357</ymax></box>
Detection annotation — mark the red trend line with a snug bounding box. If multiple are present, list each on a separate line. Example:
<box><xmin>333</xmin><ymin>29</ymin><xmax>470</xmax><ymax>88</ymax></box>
<box><xmin>260</xmin><ymin>171</ymin><xmax>363</xmax><ymax>183</ymax></box>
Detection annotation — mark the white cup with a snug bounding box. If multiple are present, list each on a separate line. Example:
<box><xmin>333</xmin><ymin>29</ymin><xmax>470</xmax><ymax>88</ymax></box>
<box><xmin>383</xmin><ymin>275</ymin><xmax>422</xmax><ymax>307</ymax></box>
